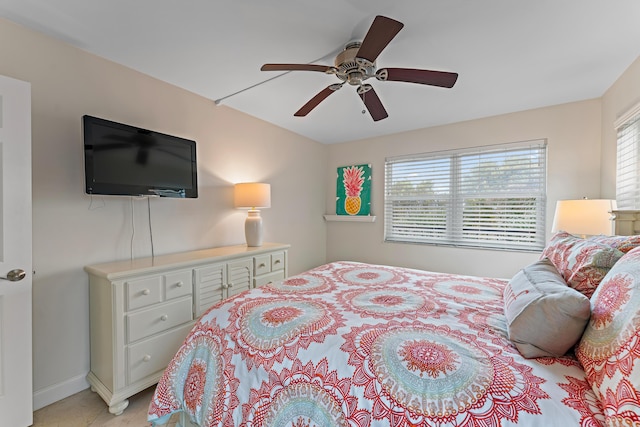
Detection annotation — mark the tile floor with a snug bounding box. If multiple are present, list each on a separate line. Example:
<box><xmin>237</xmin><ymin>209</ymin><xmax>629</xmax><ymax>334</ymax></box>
<box><xmin>32</xmin><ymin>386</ymin><xmax>178</xmax><ymax>427</ymax></box>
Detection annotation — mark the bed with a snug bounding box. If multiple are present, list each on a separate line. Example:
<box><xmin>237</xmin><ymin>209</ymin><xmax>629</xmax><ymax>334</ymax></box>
<box><xmin>148</xmin><ymin>232</ymin><xmax>640</xmax><ymax>426</ymax></box>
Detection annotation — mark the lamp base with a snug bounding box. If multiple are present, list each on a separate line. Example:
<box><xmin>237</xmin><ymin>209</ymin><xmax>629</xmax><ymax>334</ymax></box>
<box><xmin>245</xmin><ymin>210</ymin><xmax>263</xmax><ymax>247</ymax></box>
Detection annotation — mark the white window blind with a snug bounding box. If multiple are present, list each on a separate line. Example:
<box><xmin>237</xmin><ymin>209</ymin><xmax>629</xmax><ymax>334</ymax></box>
<box><xmin>616</xmin><ymin>104</ymin><xmax>640</xmax><ymax>209</ymax></box>
<box><xmin>384</xmin><ymin>140</ymin><xmax>547</xmax><ymax>251</ymax></box>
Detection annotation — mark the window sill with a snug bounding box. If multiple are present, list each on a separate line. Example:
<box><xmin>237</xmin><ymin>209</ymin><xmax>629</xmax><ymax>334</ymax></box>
<box><xmin>323</xmin><ymin>215</ymin><xmax>376</xmax><ymax>223</ymax></box>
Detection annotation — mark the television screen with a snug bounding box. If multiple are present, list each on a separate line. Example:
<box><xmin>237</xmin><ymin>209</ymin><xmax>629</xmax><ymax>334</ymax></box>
<box><xmin>83</xmin><ymin>115</ymin><xmax>198</xmax><ymax>198</ymax></box>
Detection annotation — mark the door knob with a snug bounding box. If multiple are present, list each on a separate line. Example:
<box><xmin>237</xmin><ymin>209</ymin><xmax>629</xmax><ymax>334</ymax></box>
<box><xmin>1</xmin><ymin>269</ymin><xmax>26</xmax><ymax>282</ymax></box>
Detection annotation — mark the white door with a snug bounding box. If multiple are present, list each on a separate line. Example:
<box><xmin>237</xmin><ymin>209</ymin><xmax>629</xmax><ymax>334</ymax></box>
<box><xmin>0</xmin><ymin>75</ymin><xmax>33</xmax><ymax>426</ymax></box>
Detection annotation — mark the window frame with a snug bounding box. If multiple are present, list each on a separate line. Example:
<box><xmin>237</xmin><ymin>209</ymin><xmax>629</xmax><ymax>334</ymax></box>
<box><xmin>384</xmin><ymin>140</ymin><xmax>547</xmax><ymax>252</ymax></box>
<box><xmin>615</xmin><ymin>101</ymin><xmax>640</xmax><ymax>210</ymax></box>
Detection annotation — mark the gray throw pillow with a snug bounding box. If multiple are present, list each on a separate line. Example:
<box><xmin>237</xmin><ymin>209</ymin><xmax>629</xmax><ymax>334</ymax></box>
<box><xmin>503</xmin><ymin>258</ymin><xmax>591</xmax><ymax>358</ymax></box>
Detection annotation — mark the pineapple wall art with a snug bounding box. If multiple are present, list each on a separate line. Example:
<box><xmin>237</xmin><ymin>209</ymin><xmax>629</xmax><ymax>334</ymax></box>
<box><xmin>336</xmin><ymin>164</ymin><xmax>371</xmax><ymax>216</ymax></box>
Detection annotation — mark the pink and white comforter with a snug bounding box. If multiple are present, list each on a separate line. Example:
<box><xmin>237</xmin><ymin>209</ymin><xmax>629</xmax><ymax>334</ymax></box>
<box><xmin>148</xmin><ymin>261</ymin><xmax>604</xmax><ymax>426</ymax></box>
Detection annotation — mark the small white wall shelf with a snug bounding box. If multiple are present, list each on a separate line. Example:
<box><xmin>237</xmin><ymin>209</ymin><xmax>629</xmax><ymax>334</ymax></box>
<box><xmin>323</xmin><ymin>215</ymin><xmax>376</xmax><ymax>222</ymax></box>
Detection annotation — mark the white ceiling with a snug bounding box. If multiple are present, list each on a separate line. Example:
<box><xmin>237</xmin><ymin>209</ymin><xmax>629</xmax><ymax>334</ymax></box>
<box><xmin>1</xmin><ymin>0</ymin><xmax>639</xmax><ymax>144</ymax></box>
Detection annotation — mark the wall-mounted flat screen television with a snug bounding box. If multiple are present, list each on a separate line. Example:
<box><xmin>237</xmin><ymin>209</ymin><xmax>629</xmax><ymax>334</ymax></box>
<box><xmin>83</xmin><ymin>115</ymin><xmax>198</xmax><ymax>198</ymax></box>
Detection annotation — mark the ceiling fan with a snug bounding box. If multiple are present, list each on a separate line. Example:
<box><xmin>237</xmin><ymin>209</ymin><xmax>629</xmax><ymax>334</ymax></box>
<box><xmin>260</xmin><ymin>15</ymin><xmax>458</xmax><ymax>121</ymax></box>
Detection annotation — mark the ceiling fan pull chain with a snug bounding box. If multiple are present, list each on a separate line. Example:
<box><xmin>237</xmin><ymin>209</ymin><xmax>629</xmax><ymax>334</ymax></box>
<box><xmin>362</xmin><ymin>91</ymin><xmax>366</xmax><ymax>114</ymax></box>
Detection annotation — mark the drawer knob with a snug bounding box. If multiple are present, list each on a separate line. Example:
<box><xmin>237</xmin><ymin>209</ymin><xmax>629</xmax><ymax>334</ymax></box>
<box><xmin>222</xmin><ymin>283</ymin><xmax>228</xmax><ymax>289</ymax></box>
<box><xmin>142</xmin><ymin>289</ymin><xmax>151</xmax><ymax>296</ymax></box>
<box><xmin>258</xmin><ymin>263</ymin><xmax>266</xmax><ymax>268</ymax></box>
<box><xmin>160</xmin><ymin>314</ymin><xmax>168</xmax><ymax>321</ymax></box>
<box><xmin>274</xmin><ymin>260</ymin><xmax>281</xmax><ymax>264</ymax></box>
<box><xmin>176</xmin><ymin>281</ymin><xmax>183</xmax><ymax>288</ymax></box>
<box><xmin>228</xmin><ymin>282</ymin><xmax>234</xmax><ymax>288</ymax></box>
<box><xmin>143</xmin><ymin>355</ymin><xmax>151</xmax><ymax>362</ymax></box>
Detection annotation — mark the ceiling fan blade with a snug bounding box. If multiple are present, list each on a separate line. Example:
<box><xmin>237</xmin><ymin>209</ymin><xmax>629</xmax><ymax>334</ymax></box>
<box><xmin>356</xmin><ymin>15</ymin><xmax>404</xmax><ymax>63</ymax></box>
<box><xmin>261</xmin><ymin>63</ymin><xmax>332</xmax><ymax>73</ymax></box>
<box><xmin>380</xmin><ymin>68</ymin><xmax>458</xmax><ymax>88</ymax></box>
<box><xmin>294</xmin><ymin>85</ymin><xmax>341</xmax><ymax>117</ymax></box>
<box><xmin>358</xmin><ymin>86</ymin><xmax>388</xmax><ymax>121</ymax></box>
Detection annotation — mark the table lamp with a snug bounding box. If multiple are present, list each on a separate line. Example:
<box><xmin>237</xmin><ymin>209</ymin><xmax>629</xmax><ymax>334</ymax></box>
<box><xmin>234</xmin><ymin>182</ymin><xmax>271</xmax><ymax>247</ymax></box>
<box><xmin>552</xmin><ymin>199</ymin><xmax>617</xmax><ymax>237</ymax></box>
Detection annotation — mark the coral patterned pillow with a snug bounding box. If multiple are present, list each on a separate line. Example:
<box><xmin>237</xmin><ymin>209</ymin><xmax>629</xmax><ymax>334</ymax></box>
<box><xmin>542</xmin><ymin>231</ymin><xmax>624</xmax><ymax>298</ymax></box>
<box><xmin>576</xmin><ymin>247</ymin><xmax>640</xmax><ymax>425</ymax></box>
<box><xmin>588</xmin><ymin>234</ymin><xmax>640</xmax><ymax>254</ymax></box>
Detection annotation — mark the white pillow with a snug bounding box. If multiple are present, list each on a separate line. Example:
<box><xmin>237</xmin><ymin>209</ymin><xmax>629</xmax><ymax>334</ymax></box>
<box><xmin>503</xmin><ymin>258</ymin><xmax>591</xmax><ymax>358</ymax></box>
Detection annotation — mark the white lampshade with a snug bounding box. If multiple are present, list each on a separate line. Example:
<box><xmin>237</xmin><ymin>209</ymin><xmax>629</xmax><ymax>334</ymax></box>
<box><xmin>234</xmin><ymin>182</ymin><xmax>271</xmax><ymax>209</ymax></box>
<box><xmin>234</xmin><ymin>183</ymin><xmax>271</xmax><ymax>247</ymax></box>
<box><xmin>552</xmin><ymin>199</ymin><xmax>617</xmax><ymax>237</ymax></box>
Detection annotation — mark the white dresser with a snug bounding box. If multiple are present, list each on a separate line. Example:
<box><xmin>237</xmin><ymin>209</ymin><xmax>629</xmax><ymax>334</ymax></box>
<box><xmin>85</xmin><ymin>242</ymin><xmax>289</xmax><ymax>415</ymax></box>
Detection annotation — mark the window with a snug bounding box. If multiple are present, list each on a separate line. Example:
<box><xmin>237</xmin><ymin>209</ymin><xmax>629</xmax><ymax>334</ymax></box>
<box><xmin>384</xmin><ymin>140</ymin><xmax>547</xmax><ymax>251</ymax></box>
<box><xmin>616</xmin><ymin>103</ymin><xmax>640</xmax><ymax>209</ymax></box>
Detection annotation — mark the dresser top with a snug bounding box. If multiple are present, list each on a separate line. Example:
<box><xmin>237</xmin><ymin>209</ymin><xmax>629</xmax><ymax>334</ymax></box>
<box><xmin>85</xmin><ymin>242</ymin><xmax>290</xmax><ymax>279</ymax></box>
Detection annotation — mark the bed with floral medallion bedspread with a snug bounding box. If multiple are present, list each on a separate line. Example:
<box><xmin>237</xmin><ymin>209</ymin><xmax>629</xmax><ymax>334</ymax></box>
<box><xmin>148</xmin><ymin>232</ymin><xmax>640</xmax><ymax>427</ymax></box>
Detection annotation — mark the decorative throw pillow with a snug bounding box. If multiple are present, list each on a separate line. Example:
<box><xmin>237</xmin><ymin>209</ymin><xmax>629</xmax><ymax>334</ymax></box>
<box><xmin>576</xmin><ymin>247</ymin><xmax>640</xmax><ymax>425</ymax></box>
<box><xmin>503</xmin><ymin>258</ymin><xmax>591</xmax><ymax>358</ymax></box>
<box><xmin>588</xmin><ymin>234</ymin><xmax>640</xmax><ymax>254</ymax></box>
<box><xmin>542</xmin><ymin>231</ymin><xmax>624</xmax><ymax>298</ymax></box>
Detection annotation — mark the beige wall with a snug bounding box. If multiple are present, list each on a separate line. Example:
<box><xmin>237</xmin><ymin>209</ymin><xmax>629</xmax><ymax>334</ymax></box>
<box><xmin>601</xmin><ymin>56</ymin><xmax>640</xmax><ymax>197</ymax></box>
<box><xmin>0</xmin><ymin>18</ymin><xmax>328</xmax><ymax>408</ymax></box>
<box><xmin>326</xmin><ymin>99</ymin><xmax>603</xmax><ymax>279</ymax></box>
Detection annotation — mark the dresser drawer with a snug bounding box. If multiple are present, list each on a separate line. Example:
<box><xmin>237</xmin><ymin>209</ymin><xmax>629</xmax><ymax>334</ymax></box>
<box><xmin>127</xmin><ymin>323</ymin><xmax>193</xmax><ymax>384</ymax></box>
<box><xmin>127</xmin><ymin>298</ymin><xmax>193</xmax><ymax>343</ymax></box>
<box><xmin>271</xmin><ymin>252</ymin><xmax>285</xmax><ymax>271</ymax></box>
<box><xmin>254</xmin><ymin>255</ymin><xmax>271</xmax><ymax>276</ymax></box>
<box><xmin>126</xmin><ymin>276</ymin><xmax>163</xmax><ymax>311</ymax></box>
<box><xmin>165</xmin><ymin>270</ymin><xmax>192</xmax><ymax>300</ymax></box>
<box><xmin>254</xmin><ymin>270</ymin><xmax>285</xmax><ymax>288</ymax></box>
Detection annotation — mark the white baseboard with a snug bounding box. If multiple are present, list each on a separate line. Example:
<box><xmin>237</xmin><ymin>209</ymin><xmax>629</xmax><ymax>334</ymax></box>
<box><xmin>33</xmin><ymin>373</ymin><xmax>90</xmax><ymax>411</ymax></box>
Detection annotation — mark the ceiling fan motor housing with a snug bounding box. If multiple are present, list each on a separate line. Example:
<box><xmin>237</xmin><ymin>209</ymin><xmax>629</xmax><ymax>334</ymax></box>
<box><xmin>334</xmin><ymin>42</ymin><xmax>376</xmax><ymax>86</ymax></box>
